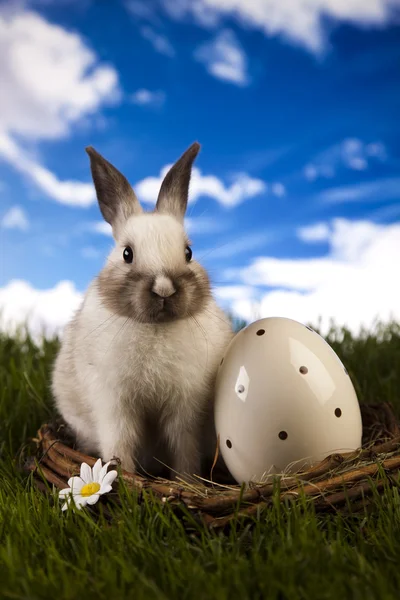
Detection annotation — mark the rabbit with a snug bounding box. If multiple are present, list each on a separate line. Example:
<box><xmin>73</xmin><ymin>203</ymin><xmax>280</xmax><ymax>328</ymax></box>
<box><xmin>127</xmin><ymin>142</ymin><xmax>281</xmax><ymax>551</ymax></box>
<box><xmin>52</xmin><ymin>142</ymin><xmax>234</xmax><ymax>479</ymax></box>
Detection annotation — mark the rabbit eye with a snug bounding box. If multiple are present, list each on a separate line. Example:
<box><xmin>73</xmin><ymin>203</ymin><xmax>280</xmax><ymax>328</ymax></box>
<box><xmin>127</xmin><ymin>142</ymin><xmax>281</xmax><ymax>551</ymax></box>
<box><xmin>123</xmin><ymin>246</ymin><xmax>133</xmax><ymax>264</ymax></box>
<box><xmin>185</xmin><ymin>246</ymin><xmax>192</xmax><ymax>262</ymax></box>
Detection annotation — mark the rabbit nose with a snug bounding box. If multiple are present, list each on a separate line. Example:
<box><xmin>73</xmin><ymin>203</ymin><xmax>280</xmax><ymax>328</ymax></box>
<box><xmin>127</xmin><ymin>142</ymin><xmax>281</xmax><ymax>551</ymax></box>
<box><xmin>152</xmin><ymin>276</ymin><xmax>176</xmax><ymax>298</ymax></box>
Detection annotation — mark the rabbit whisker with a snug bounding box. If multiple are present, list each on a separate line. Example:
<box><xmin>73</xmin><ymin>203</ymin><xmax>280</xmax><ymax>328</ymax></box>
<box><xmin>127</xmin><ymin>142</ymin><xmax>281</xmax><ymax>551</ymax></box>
<box><xmin>82</xmin><ymin>301</ymin><xmax>133</xmax><ymax>341</ymax></box>
<box><xmin>104</xmin><ymin>316</ymin><xmax>130</xmax><ymax>357</ymax></box>
<box><xmin>202</xmin><ymin>307</ymin><xmax>234</xmax><ymax>327</ymax></box>
<box><xmin>190</xmin><ymin>315</ymin><xmax>209</xmax><ymax>373</ymax></box>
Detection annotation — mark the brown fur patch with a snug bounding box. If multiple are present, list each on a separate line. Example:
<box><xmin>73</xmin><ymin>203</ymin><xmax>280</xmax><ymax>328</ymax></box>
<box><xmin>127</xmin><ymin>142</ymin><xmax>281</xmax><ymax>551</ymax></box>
<box><xmin>97</xmin><ymin>257</ymin><xmax>211</xmax><ymax>324</ymax></box>
<box><xmin>86</xmin><ymin>146</ymin><xmax>142</xmax><ymax>226</ymax></box>
<box><xmin>156</xmin><ymin>142</ymin><xmax>200</xmax><ymax>221</ymax></box>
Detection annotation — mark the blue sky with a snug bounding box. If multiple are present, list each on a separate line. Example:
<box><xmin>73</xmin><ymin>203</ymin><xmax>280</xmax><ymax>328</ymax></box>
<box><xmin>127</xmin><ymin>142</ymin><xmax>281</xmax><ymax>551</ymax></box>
<box><xmin>0</xmin><ymin>0</ymin><xmax>399</xmax><ymax>335</ymax></box>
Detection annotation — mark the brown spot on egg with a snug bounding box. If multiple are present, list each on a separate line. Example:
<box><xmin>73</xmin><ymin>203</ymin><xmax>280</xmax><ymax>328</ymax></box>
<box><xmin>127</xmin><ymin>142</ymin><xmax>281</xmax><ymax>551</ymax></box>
<box><xmin>299</xmin><ymin>366</ymin><xmax>308</xmax><ymax>374</ymax></box>
<box><xmin>226</xmin><ymin>439</ymin><xmax>232</xmax><ymax>449</ymax></box>
<box><xmin>278</xmin><ymin>431</ymin><xmax>288</xmax><ymax>440</ymax></box>
<box><xmin>256</xmin><ymin>329</ymin><xmax>265</xmax><ymax>336</ymax></box>
<box><xmin>335</xmin><ymin>408</ymin><xmax>342</xmax><ymax>418</ymax></box>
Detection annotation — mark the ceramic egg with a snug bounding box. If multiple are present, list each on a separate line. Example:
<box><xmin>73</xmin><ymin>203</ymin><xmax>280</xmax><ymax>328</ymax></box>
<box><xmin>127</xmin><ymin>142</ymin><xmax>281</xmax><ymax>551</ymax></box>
<box><xmin>214</xmin><ymin>317</ymin><xmax>362</xmax><ymax>484</ymax></box>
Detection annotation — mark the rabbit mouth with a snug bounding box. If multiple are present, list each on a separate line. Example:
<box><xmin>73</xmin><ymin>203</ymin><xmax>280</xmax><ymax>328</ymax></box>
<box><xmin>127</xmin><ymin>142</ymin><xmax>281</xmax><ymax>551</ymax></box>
<box><xmin>151</xmin><ymin>298</ymin><xmax>179</xmax><ymax>322</ymax></box>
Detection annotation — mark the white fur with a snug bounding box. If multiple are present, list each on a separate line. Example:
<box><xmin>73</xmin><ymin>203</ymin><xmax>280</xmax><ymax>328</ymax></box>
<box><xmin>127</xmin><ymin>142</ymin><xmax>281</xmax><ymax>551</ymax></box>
<box><xmin>52</xmin><ymin>212</ymin><xmax>233</xmax><ymax>476</ymax></box>
<box><xmin>115</xmin><ymin>213</ymin><xmax>187</xmax><ymax>273</ymax></box>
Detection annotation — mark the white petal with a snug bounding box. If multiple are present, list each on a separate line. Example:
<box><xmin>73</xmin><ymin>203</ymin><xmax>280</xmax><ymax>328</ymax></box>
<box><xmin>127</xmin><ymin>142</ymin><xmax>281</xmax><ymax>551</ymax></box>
<box><xmin>80</xmin><ymin>462</ymin><xmax>93</xmax><ymax>484</ymax></box>
<box><xmin>73</xmin><ymin>495</ymin><xmax>87</xmax><ymax>509</ymax></box>
<box><xmin>67</xmin><ymin>476</ymin><xmax>84</xmax><ymax>492</ymax></box>
<box><xmin>99</xmin><ymin>483</ymin><xmax>112</xmax><ymax>495</ymax></box>
<box><xmin>58</xmin><ymin>488</ymin><xmax>72</xmax><ymax>498</ymax></box>
<box><xmin>98</xmin><ymin>461</ymin><xmax>112</xmax><ymax>484</ymax></box>
<box><xmin>101</xmin><ymin>470</ymin><xmax>118</xmax><ymax>488</ymax></box>
<box><xmin>61</xmin><ymin>501</ymin><xmax>69</xmax><ymax>511</ymax></box>
<box><xmin>92</xmin><ymin>458</ymin><xmax>103</xmax><ymax>482</ymax></box>
<box><xmin>85</xmin><ymin>494</ymin><xmax>100</xmax><ymax>506</ymax></box>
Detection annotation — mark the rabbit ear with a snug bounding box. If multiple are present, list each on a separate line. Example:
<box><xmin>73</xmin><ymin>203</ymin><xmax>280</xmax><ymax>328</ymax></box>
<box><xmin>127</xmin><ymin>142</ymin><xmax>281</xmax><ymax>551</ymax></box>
<box><xmin>86</xmin><ymin>146</ymin><xmax>143</xmax><ymax>226</ymax></box>
<box><xmin>156</xmin><ymin>142</ymin><xmax>200</xmax><ymax>222</ymax></box>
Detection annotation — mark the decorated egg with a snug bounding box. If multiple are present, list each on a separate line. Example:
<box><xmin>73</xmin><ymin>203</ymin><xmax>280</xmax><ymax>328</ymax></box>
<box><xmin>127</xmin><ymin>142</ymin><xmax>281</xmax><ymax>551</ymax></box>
<box><xmin>214</xmin><ymin>317</ymin><xmax>362</xmax><ymax>484</ymax></box>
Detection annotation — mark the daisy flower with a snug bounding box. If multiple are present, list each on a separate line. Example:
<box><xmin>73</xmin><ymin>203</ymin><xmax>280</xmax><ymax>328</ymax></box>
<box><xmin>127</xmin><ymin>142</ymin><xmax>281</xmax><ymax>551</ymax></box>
<box><xmin>59</xmin><ymin>458</ymin><xmax>118</xmax><ymax>511</ymax></box>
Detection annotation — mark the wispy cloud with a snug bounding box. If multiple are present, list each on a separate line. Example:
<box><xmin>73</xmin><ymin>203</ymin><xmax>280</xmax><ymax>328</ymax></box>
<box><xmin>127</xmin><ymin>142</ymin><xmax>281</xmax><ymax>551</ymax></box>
<box><xmin>194</xmin><ymin>30</ymin><xmax>249</xmax><ymax>86</ymax></box>
<box><xmin>0</xmin><ymin>133</ymin><xmax>95</xmax><ymax>207</ymax></box>
<box><xmin>185</xmin><ymin>216</ymin><xmax>228</xmax><ymax>235</ymax></box>
<box><xmin>1</xmin><ymin>206</ymin><xmax>29</xmax><ymax>231</ymax></box>
<box><xmin>271</xmin><ymin>182</ymin><xmax>286</xmax><ymax>197</ymax></box>
<box><xmin>161</xmin><ymin>0</ymin><xmax>397</xmax><ymax>55</ymax></box>
<box><xmin>297</xmin><ymin>222</ymin><xmax>330</xmax><ymax>243</ymax></box>
<box><xmin>200</xmin><ymin>232</ymin><xmax>272</xmax><ymax>260</ymax></box>
<box><xmin>303</xmin><ymin>164</ymin><xmax>334</xmax><ymax>182</ymax></box>
<box><xmin>87</xmin><ymin>221</ymin><xmax>113</xmax><ymax>236</ymax></box>
<box><xmin>367</xmin><ymin>203</ymin><xmax>400</xmax><ymax>222</ymax></box>
<box><xmin>130</xmin><ymin>89</ymin><xmax>166</xmax><ymax>108</ymax></box>
<box><xmin>140</xmin><ymin>26</ymin><xmax>175</xmax><ymax>57</ymax></box>
<box><xmin>318</xmin><ymin>177</ymin><xmax>400</xmax><ymax>205</ymax></box>
<box><xmin>126</xmin><ymin>0</ymin><xmax>157</xmax><ymax>20</ymax></box>
<box><xmin>135</xmin><ymin>164</ymin><xmax>266</xmax><ymax>207</ymax></box>
<box><xmin>304</xmin><ymin>138</ymin><xmax>387</xmax><ymax>182</ymax></box>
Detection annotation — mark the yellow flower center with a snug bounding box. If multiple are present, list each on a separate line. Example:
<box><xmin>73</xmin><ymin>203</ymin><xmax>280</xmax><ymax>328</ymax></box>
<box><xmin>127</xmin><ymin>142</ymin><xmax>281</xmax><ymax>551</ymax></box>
<box><xmin>80</xmin><ymin>482</ymin><xmax>101</xmax><ymax>497</ymax></box>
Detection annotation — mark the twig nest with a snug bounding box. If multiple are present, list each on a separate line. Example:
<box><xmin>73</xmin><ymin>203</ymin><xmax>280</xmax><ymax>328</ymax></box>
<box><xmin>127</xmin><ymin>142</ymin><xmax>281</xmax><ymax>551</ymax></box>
<box><xmin>215</xmin><ymin>317</ymin><xmax>363</xmax><ymax>484</ymax></box>
<box><xmin>24</xmin><ymin>407</ymin><xmax>400</xmax><ymax>530</ymax></box>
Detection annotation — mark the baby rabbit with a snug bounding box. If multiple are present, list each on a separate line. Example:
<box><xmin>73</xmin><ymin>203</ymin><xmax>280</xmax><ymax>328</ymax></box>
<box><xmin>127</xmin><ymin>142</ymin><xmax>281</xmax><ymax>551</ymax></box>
<box><xmin>52</xmin><ymin>142</ymin><xmax>234</xmax><ymax>478</ymax></box>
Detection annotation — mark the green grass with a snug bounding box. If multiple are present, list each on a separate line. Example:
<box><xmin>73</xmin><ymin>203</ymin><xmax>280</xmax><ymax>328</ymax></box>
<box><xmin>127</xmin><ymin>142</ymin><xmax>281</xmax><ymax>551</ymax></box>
<box><xmin>1</xmin><ymin>322</ymin><xmax>400</xmax><ymax>599</ymax></box>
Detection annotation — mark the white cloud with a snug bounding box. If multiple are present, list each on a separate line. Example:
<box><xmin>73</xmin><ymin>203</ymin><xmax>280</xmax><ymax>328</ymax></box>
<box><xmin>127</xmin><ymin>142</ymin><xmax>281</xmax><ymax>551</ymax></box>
<box><xmin>140</xmin><ymin>26</ymin><xmax>175</xmax><ymax>57</ymax></box>
<box><xmin>1</xmin><ymin>221</ymin><xmax>398</xmax><ymax>337</ymax></box>
<box><xmin>214</xmin><ymin>285</ymin><xmax>256</xmax><ymax>302</ymax></box>
<box><xmin>304</xmin><ymin>163</ymin><xmax>334</xmax><ymax>181</ymax></box>
<box><xmin>303</xmin><ymin>138</ymin><xmax>387</xmax><ymax>182</ymax></box>
<box><xmin>185</xmin><ymin>216</ymin><xmax>227</xmax><ymax>235</ymax></box>
<box><xmin>366</xmin><ymin>142</ymin><xmax>387</xmax><ymax>161</ymax></box>
<box><xmin>88</xmin><ymin>221</ymin><xmax>113</xmax><ymax>236</ymax></box>
<box><xmin>0</xmin><ymin>132</ymin><xmax>95</xmax><ymax>207</ymax></box>
<box><xmin>135</xmin><ymin>164</ymin><xmax>266</xmax><ymax>207</ymax></box>
<box><xmin>161</xmin><ymin>0</ymin><xmax>398</xmax><ymax>54</ymax></box>
<box><xmin>1</xmin><ymin>205</ymin><xmax>29</xmax><ymax>231</ymax></box>
<box><xmin>328</xmin><ymin>219</ymin><xmax>388</xmax><ymax>262</ymax></box>
<box><xmin>194</xmin><ymin>29</ymin><xmax>249</xmax><ymax>85</ymax></box>
<box><xmin>131</xmin><ymin>89</ymin><xmax>166</xmax><ymax>107</ymax></box>
<box><xmin>303</xmin><ymin>164</ymin><xmax>318</xmax><ymax>182</ymax></box>
<box><xmin>0</xmin><ymin>279</ymin><xmax>82</xmax><ymax>338</ymax></box>
<box><xmin>271</xmin><ymin>182</ymin><xmax>286</xmax><ymax>197</ymax></box>
<box><xmin>299</xmin><ymin>219</ymin><xmax>385</xmax><ymax>262</ymax></box>
<box><xmin>347</xmin><ymin>156</ymin><xmax>367</xmax><ymax>171</ymax></box>
<box><xmin>341</xmin><ymin>138</ymin><xmax>367</xmax><ymax>170</ymax></box>
<box><xmin>0</xmin><ymin>9</ymin><xmax>119</xmax><ymax>206</ymax></box>
<box><xmin>0</xmin><ymin>10</ymin><xmax>120</xmax><ymax>141</ymax></box>
<box><xmin>217</xmin><ymin>218</ymin><xmax>400</xmax><ymax>334</ymax></box>
<box><xmin>126</xmin><ymin>1</ymin><xmax>157</xmax><ymax>20</ymax></box>
<box><xmin>200</xmin><ymin>232</ymin><xmax>271</xmax><ymax>259</ymax></box>
<box><xmin>297</xmin><ymin>222</ymin><xmax>330</xmax><ymax>242</ymax></box>
<box><xmin>318</xmin><ymin>177</ymin><xmax>400</xmax><ymax>204</ymax></box>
